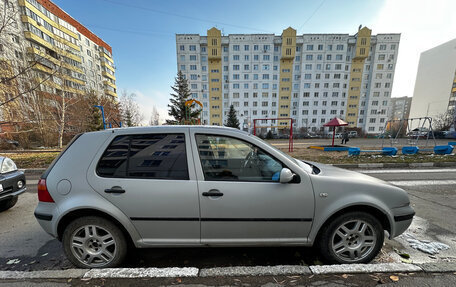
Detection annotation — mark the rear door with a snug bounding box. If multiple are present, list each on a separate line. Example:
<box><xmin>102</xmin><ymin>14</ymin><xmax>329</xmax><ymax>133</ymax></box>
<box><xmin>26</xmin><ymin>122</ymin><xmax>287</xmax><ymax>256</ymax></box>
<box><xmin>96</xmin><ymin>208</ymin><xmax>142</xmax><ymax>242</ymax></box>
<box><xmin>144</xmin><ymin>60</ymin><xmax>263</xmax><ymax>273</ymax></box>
<box><xmin>87</xmin><ymin>128</ymin><xmax>200</xmax><ymax>245</ymax></box>
<box><xmin>190</xmin><ymin>130</ymin><xmax>314</xmax><ymax>245</ymax></box>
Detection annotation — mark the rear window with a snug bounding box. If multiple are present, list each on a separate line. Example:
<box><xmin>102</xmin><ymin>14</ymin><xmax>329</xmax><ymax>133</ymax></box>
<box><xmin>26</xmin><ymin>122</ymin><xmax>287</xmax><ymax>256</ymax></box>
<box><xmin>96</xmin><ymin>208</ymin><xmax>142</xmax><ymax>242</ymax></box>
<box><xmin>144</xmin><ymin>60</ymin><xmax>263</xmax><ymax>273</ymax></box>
<box><xmin>96</xmin><ymin>133</ymin><xmax>189</xmax><ymax>180</ymax></box>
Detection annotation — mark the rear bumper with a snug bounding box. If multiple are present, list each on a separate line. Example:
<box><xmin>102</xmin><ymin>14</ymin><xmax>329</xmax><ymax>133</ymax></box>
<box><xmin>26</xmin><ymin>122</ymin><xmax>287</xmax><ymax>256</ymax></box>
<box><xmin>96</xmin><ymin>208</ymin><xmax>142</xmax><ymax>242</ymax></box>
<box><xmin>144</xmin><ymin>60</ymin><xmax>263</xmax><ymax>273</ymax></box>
<box><xmin>34</xmin><ymin>202</ymin><xmax>59</xmax><ymax>238</ymax></box>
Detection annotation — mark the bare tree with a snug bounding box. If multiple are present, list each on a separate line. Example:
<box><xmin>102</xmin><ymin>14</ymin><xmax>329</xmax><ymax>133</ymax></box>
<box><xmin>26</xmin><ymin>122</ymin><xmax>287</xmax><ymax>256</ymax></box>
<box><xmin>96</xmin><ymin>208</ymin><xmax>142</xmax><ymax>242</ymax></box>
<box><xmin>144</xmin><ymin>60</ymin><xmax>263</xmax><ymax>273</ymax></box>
<box><xmin>119</xmin><ymin>90</ymin><xmax>143</xmax><ymax>127</ymax></box>
<box><xmin>149</xmin><ymin>106</ymin><xmax>160</xmax><ymax>126</ymax></box>
<box><xmin>433</xmin><ymin>109</ymin><xmax>455</xmax><ymax>131</ymax></box>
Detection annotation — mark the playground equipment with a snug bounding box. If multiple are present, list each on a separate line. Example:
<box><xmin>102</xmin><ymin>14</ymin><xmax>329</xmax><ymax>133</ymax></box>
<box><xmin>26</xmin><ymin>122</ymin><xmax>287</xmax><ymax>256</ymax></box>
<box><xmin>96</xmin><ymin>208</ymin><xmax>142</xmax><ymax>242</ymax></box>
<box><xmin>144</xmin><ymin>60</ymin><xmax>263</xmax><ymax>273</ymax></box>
<box><xmin>94</xmin><ymin>105</ymin><xmax>122</xmax><ymax>129</ymax></box>
<box><xmin>381</xmin><ymin>117</ymin><xmax>436</xmax><ymax>148</ymax></box>
<box><xmin>348</xmin><ymin>117</ymin><xmax>454</xmax><ymax>156</ymax></box>
<box><xmin>253</xmin><ymin>118</ymin><xmax>293</xmax><ymax>152</ymax></box>
<box><xmin>182</xmin><ymin>99</ymin><xmax>203</xmax><ymax>125</ymax></box>
<box><xmin>349</xmin><ymin>147</ymin><xmax>397</xmax><ymax>156</ymax></box>
<box><xmin>324</xmin><ymin>117</ymin><xmax>348</xmax><ymax>147</ymax></box>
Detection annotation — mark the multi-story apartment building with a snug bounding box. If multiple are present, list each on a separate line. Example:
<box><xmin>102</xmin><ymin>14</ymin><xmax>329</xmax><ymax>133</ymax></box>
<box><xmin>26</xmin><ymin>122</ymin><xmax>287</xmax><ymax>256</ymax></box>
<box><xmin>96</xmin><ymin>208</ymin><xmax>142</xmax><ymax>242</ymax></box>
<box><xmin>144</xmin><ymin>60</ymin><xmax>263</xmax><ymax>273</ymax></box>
<box><xmin>176</xmin><ymin>26</ymin><xmax>400</xmax><ymax>134</ymax></box>
<box><xmin>0</xmin><ymin>0</ymin><xmax>116</xmax><ymax>108</ymax></box>
<box><xmin>390</xmin><ymin>96</ymin><xmax>412</xmax><ymax>121</ymax></box>
<box><xmin>409</xmin><ymin>38</ymin><xmax>456</xmax><ymax>129</ymax></box>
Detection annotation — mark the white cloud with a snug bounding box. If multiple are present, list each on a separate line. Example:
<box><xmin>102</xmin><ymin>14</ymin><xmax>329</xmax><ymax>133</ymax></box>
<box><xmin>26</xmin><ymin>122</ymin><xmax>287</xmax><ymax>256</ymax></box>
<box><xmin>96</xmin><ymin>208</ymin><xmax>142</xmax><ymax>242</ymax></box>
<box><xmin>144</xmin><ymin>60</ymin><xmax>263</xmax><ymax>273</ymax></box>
<box><xmin>373</xmin><ymin>0</ymin><xmax>456</xmax><ymax>98</ymax></box>
<box><xmin>130</xmin><ymin>90</ymin><xmax>170</xmax><ymax>125</ymax></box>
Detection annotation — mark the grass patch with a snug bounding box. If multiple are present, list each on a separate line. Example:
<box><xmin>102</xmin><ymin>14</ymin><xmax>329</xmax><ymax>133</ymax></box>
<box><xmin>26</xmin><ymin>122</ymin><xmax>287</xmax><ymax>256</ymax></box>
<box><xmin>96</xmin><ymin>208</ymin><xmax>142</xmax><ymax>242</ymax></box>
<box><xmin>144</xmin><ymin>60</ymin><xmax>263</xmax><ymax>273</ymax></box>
<box><xmin>1</xmin><ymin>152</ymin><xmax>59</xmax><ymax>169</ymax></box>
<box><xmin>278</xmin><ymin>147</ymin><xmax>456</xmax><ymax>164</ymax></box>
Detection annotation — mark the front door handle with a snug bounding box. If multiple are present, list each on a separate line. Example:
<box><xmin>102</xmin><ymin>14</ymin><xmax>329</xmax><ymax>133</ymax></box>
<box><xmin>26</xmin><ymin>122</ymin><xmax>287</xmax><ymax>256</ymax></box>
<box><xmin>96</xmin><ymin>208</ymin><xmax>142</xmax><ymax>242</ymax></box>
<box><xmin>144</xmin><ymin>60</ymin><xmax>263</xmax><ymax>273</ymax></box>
<box><xmin>202</xmin><ymin>189</ymin><xmax>223</xmax><ymax>197</ymax></box>
<box><xmin>105</xmin><ymin>186</ymin><xmax>126</xmax><ymax>194</ymax></box>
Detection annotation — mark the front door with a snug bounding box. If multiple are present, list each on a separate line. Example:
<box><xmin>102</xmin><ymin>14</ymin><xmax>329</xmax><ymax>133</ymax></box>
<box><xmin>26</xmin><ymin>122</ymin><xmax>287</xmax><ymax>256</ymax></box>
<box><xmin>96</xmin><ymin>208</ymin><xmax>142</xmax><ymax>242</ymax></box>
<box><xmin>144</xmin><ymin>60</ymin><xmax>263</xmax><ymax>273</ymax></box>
<box><xmin>191</xmin><ymin>132</ymin><xmax>314</xmax><ymax>245</ymax></box>
<box><xmin>87</xmin><ymin>129</ymin><xmax>200</xmax><ymax>245</ymax></box>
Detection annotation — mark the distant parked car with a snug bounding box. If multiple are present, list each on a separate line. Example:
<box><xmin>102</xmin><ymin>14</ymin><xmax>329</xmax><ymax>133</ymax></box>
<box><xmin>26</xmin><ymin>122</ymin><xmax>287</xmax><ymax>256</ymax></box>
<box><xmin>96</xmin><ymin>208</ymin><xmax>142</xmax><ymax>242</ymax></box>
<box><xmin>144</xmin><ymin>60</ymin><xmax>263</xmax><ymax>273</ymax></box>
<box><xmin>334</xmin><ymin>133</ymin><xmax>342</xmax><ymax>138</ymax></box>
<box><xmin>35</xmin><ymin>126</ymin><xmax>414</xmax><ymax>268</ymax></box>
<box><xmin>348</xmin><ymin>131</ymin><xmax>358</xmax><ymax>138</ymax></box>
<box><xmin>445</xmin><ymin>131</ymin><xmax>456</xmax><ymax>139</ymax></box>
<box><xmin>0</xmin><ymin>138</ymin><xmax>19</xmax><ymax>149</ymax></box>
<box><xmin>427</xmin><ymin>131</ymin><xmax>448</xmax><ymax>139</ymax></box>
<box><xmin>407</xmin><ymin>128</ymin><xmax>429</xmax><ymax>138</ymax></box>
<box><xmin>0</xmin><ymin>157</ymin><xmax>26</xmax><ymax>212</ymax></box>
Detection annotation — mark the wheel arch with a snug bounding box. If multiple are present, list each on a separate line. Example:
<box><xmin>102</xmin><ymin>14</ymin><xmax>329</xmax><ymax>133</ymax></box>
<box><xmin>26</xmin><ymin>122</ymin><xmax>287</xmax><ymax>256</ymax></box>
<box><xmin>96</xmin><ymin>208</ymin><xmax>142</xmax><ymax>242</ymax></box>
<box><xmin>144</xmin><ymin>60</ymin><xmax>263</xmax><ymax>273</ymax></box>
<box><xmin>56</xmin><ymin>208</ymin><xmax>135</xmax><ymax>248</ymax></box>
<box><xmin>311</xmin><ymin>204</ymin><xmax>392</xmax><ymax>244</ymax></box>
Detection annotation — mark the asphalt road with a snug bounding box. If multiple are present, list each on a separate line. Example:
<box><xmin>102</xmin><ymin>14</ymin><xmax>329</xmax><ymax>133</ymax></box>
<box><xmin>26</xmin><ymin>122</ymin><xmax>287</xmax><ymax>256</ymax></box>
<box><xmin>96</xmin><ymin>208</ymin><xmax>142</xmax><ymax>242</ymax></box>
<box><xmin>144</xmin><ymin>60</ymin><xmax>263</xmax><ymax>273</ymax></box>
<box><xmin>0</xmin><ymin>168</ymin><xmax>455</xmax><ymax>271</ymax></box>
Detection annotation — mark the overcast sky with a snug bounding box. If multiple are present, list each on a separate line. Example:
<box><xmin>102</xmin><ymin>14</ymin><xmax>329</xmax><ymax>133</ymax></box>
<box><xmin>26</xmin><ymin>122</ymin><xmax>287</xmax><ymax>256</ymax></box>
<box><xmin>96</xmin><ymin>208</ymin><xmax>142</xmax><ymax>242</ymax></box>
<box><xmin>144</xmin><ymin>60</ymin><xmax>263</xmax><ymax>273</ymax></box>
<box><xmin>54</xmin><ymin>0</ymin><xmax>456</xmax><ymax>123</ymax></box>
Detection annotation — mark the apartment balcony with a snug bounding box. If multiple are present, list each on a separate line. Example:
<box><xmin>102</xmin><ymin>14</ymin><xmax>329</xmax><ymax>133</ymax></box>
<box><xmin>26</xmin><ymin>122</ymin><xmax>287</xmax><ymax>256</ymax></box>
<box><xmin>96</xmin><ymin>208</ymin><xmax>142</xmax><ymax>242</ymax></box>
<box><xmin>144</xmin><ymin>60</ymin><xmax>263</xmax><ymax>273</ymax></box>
<box><xmin>101</xmin><ymin>61</ymin><xmax>115</xmax><ymax>72</ymax></box>
<box><xmin>102</xmin><ymin>71</ymin><xmax>116</xmax><ymax>81</ymax></box>
<box><xmin>103</xmin><ymin>80</ymin><xmax>116</xmax><ymax>89</ymax></box>
<box><xmin>105</xmin><ymin>89</ymin><xmax>117</xmax><ymax>97</ymax></box>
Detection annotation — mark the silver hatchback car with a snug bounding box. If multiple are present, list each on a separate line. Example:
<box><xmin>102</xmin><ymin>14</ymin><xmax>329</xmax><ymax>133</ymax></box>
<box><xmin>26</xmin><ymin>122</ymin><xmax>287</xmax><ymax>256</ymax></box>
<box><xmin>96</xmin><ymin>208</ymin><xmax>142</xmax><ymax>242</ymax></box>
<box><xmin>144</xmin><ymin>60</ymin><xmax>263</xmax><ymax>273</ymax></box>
<box><xmin>35</xmin><ymin>126</ymin><xmax>414</xmax><ymax>268</ymax></box>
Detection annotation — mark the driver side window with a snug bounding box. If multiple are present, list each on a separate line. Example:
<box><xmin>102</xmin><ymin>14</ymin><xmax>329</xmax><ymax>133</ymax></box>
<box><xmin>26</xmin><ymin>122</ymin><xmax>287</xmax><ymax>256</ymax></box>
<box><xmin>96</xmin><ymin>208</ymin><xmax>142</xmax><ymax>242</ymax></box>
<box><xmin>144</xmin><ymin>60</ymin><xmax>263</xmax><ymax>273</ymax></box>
<box><xmin>195</xmin><ymin>134</ymin><xmax>283</xmax><ymax>182</ymax></box>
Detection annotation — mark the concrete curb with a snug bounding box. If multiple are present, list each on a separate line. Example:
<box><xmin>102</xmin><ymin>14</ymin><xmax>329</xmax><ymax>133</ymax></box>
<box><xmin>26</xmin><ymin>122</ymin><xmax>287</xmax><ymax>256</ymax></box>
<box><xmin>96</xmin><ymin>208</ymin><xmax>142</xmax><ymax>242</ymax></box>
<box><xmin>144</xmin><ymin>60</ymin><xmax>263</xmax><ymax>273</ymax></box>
<box><xmin>309</xmin><ymin>263</ymin><xmax>422</xmax><ymax>275</ymax></box>
<box><xmin>199</xmin><ymin>265</ymin><xmax>312</xmax><ymax>277</ymax></box>
<box><xmin>1</xmin><ymin>262</ymin><xmax>455</xmax><ymax>279</ymax></box>
<box><xmin>20</xmin><ymin>168</ymin><xmax>45</xmax><ymax>176</ymax></box>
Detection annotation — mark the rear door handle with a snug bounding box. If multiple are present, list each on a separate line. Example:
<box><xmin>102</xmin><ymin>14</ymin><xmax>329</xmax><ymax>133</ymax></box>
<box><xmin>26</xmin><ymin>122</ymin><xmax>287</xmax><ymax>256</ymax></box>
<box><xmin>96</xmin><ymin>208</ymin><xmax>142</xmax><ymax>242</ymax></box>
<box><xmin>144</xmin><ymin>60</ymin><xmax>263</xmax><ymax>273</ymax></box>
<box><xmin>105</xmin><ymin>186</ymin><xmax>125</xmax><ymax>194</ymax></box>
<box><xmin>202</xmin><ymin>189</ymin><xmax>223</xmax><ymax>197</ymax></box>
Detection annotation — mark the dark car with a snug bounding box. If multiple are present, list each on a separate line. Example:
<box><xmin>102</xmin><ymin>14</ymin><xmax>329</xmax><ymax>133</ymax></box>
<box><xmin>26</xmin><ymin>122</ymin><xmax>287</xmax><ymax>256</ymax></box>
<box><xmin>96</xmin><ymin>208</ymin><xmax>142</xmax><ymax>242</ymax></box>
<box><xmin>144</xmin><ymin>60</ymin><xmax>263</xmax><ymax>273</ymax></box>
<box><xmin>427</xmin><ymin>131</ymin><xmax>448</xmax><ymax>139</ymax></box>
<box><xmin>0</xmin><ymin>156</ymin><xmax>26</xmax><ymax>212</ymax></box>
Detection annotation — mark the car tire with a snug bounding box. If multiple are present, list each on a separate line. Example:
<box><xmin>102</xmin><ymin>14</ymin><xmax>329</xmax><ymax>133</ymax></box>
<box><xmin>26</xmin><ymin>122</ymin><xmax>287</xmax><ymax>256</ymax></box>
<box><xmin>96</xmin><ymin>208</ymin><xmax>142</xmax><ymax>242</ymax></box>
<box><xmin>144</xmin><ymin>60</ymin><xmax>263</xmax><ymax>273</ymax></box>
<box><xmin>0</xmin><ymin>196</ymin><xmax>18</xmax><ymax>212</ymax></box>
<box><xmin>318</xmin><ymin>211</ymin><xmax>384</xmax><ymax>264</ymax></box>
<box><xmin>62</xmin><ymin>216</ymin><xmax>127</xmax><ymax>268</ymax></box>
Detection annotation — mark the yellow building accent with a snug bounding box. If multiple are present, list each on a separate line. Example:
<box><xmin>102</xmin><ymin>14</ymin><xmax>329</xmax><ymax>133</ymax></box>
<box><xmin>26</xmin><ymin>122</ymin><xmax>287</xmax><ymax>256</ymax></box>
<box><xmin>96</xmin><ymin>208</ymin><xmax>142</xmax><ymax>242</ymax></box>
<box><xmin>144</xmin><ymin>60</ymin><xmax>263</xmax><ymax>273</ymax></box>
<box><xmin>26</xmin><ymin>47</ymin><xmax>83</xmax><ymax>74</ymax></box>
<box><xmin>19</xmin><ymin>0</ymin><xmax>79</xmax><ymax>40</ymax></box>
<box><xmin>24</xmin><ymin>31</ymin><xmax>53</xmax><ymax>50</ymax></box>
<box><xmin>102</xmin><ymin>71</ymin><xmax>116</xmax><ymax>81</ymax></box>
<box><xmin>346</xmin><ymin>27</ymin><xmax>371</xmax><ymax>127</ymax></box>
<box><xmin>101</xmin><ymin>61</ymin><xmax>115</xmax><ymax>72</ymax></box>
<box><xmin>21</xmin><ymin>15</ymin><xmax>80</xmax><ymax>52</ymax></box>
<box><xmin>207</xmin><ymin>27</ymin><xmax>222</xmax><ymax>125</ymax></box>
<box><xmin>24</xmin><ymin>31</ymin><xmax>82</xmax><ymax>63</ymax></box>
<box><xmin>103</xmin><ymin>80</ymin><xmax>116</xmax><ymax>89</ymax></box>
<box><xmin>100</xmin><ymin>51</ymin><xmax>114</xmax><ymax>64</ymax></box>
<box><xmin>278</xmin><ymin>27</ymin><xmax>296</xmax><ymax>127</ymax></box>
<box><xmin>105</xmin><ymin>89</ymin><xmax>117</xmax><ymax>97</ymax></box>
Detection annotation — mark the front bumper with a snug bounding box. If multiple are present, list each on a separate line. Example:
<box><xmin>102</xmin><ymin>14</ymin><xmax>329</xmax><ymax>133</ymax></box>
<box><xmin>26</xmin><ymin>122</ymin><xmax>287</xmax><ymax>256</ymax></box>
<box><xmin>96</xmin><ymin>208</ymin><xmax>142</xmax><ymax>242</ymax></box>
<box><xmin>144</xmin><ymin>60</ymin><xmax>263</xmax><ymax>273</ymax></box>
<box><xmin>0</xmin><ymin>171</ymin><xmax>26</xmax><ymax>202</ymax></box>
<box><xmin>390</xmin><ymin>205</ymin><xmax>415</xmax><ymax>238</ymax></box>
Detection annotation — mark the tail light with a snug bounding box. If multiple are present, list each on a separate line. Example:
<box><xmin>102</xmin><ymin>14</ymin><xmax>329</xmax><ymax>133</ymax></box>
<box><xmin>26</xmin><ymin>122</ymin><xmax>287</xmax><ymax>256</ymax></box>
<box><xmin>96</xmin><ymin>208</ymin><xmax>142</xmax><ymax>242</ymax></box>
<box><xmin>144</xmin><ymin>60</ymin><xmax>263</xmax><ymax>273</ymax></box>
<box><xmin>38</xmin><ymin>179</ymin><xmax>54</xmax><ymax>203</ymax></box>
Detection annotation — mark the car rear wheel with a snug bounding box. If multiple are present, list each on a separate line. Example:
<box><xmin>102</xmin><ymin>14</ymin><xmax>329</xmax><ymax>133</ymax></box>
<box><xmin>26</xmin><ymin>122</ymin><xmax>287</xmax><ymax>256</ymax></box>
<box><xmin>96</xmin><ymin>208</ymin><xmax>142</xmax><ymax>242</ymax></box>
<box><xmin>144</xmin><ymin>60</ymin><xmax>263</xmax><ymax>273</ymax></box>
<box><xmin>318</xmin><ymin>211</ymin><xmax>384</xmax><ymax>264</ymax></box>
<box><xmin>62</xmin><ymin>216</ymin><xmax>127</xmax><ymax>268</ymax></box>
<box><xmin>0</xmin><ymin>196</ymin><xmax>18</xmax><ymax>212</ymax></box>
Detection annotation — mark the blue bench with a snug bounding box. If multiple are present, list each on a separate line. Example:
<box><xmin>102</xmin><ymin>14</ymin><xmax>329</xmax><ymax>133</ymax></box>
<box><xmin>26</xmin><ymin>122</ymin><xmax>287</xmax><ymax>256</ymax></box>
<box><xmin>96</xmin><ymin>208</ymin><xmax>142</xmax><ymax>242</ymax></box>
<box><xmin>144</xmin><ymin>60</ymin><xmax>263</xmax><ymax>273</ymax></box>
<box><xmin>401</xmin><ymin>145</ymin><xmax>453</xmax><ymax>155</ymax></box>
<box><xmin>348</xmin><ymin>147</ymin><xmax>397</xmax><ymax>156</ymax></box>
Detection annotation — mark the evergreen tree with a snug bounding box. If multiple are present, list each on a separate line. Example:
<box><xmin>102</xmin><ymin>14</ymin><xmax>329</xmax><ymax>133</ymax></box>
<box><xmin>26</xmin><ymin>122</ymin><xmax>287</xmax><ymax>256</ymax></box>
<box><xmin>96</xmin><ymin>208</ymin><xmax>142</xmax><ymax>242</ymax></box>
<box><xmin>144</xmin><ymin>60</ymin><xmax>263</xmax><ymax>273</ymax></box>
<box><xmin>167</xmin><ymin>71</ymin><xmax>201</xmax><ymax>124</ymax></box>
<box><xmin>225</xmin><ymin>104</ymin><xmax>240</xmax><ymax>129</ymax></box>
<box><xmin>87</xmin><ymin>92</ymin><xmax>104</xmax><ymax>131</ymax></box>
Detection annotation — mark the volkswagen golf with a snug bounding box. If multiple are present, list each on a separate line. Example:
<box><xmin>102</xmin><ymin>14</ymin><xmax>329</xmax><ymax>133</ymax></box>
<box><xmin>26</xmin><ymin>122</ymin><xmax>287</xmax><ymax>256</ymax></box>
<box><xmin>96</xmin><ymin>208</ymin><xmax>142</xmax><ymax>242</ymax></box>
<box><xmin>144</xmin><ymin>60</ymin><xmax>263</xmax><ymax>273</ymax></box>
<box><xmin>34</xmin><ymin>126</ymin><xmax>414</xmax><ymax>268</ymax></box>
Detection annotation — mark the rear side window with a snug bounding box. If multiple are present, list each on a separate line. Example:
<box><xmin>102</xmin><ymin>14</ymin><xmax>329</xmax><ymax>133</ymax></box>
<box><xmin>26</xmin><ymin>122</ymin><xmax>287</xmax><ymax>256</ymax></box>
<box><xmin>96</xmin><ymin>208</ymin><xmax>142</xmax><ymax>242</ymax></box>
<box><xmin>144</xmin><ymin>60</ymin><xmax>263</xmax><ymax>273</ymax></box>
<box><xmin>96</xmin><ymin>133</ymin><xmax>189</xmax><ymax>180</ymax></box>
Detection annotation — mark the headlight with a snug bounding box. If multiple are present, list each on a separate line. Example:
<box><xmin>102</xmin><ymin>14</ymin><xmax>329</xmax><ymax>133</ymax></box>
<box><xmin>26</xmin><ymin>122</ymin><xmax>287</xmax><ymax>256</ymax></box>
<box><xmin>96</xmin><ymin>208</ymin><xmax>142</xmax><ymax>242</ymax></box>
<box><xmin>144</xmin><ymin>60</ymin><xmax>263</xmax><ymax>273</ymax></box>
<box><xmin>0</xmin><ymin>157</ymin><xmax>17</xmax><ymax>174</ymax></box>
<box><xmin>17</xmin><ymin>180</ymin><xmax>24</xmax><ymax>189</ymax></box>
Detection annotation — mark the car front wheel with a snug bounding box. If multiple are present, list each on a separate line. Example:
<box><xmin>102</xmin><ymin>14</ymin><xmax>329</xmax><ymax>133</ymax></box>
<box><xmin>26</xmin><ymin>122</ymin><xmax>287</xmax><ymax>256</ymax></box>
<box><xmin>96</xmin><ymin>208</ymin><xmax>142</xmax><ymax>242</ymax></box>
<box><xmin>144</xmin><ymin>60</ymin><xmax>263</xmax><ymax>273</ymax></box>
<box><xmin>62</xmin><ymin>216</ymin><xmax>127</xmax><ymax>268</ymax></box>
<box><xmin>0</xmin><ymin>196</ymin><xmax>18</xmax><ymax>212</ymax></box>
<box><xmin>318</xmin><ymin>211</ymin><xmax>384</xmax><ymax>264</ymax></box>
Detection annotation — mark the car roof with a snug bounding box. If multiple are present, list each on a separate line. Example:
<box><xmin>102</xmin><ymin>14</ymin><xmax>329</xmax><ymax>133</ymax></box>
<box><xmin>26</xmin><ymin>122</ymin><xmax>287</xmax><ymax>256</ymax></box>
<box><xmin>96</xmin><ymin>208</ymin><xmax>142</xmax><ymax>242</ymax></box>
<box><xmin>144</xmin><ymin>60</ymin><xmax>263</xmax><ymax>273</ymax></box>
<box><xmin>84</xmin><ymin>125</ymin><xmax>248</xmax><ymax>136</ymax></box>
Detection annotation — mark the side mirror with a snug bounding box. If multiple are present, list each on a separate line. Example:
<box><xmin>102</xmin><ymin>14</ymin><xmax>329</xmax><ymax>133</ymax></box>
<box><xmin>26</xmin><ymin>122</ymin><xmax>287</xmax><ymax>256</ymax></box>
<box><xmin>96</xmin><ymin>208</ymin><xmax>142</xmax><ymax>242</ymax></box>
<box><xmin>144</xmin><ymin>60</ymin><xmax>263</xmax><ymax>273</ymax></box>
<box><xmin>279</xmin><ymin>168</ymin><xmax>294</xmax><ymax>183</ymax></box>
